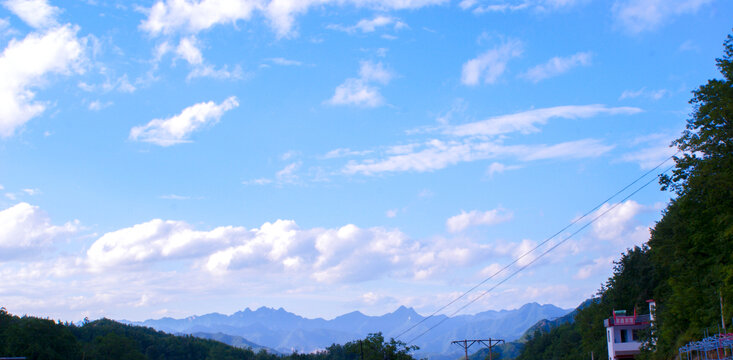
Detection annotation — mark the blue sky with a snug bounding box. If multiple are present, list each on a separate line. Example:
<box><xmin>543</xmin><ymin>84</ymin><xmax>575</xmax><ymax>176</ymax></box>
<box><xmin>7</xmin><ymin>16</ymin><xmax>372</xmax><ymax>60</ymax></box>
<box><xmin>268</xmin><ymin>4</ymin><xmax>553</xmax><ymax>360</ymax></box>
<box><xmin>0</xmin><ymin>0</ymin><xmax>730</xmax><ymax>323</ymax></box>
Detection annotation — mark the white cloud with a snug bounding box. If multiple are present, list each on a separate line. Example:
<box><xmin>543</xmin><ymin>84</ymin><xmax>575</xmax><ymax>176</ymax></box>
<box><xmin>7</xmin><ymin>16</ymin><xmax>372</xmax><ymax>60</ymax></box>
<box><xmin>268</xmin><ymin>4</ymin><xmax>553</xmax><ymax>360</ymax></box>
<box><xmin>620</xmin><ymin>132</ymin><xmax>677</xmax><ymax>169</ymax></box>
<box><xmin>521</xmin><ymin>138</ymin><xmax>613</xmax><ymax>161</ymax></box>
<box><xmin>140</xmin><ymin>0</ymin><xmax>260</xmax><ymax>36</ymax></box>
<box><xmin>140</xmin><ymin>0</ymin><xmax>444</xmax><ymax>38</ymax></box>
<box><xmin>386</xmin><ymin>209</ymin><xmax>398</xmax><ymax>218</ymax></box>
<box><xmin>342</xmin><ymin>138</ymin><xmax>614</xmax><ymax>175</ymax></box>
<box><xmin>88</xmin><ymin>100</ymin><xmax>112</xmax><ymax>111</ymax></box>
<box><xmin>0</xmin><ymin>202</ymin><xmax>78</xmax><ymax>257</ymax></box>
<box><xmin>78</xmin><ymin>74</ymin><xmax>137</xmax><ymax>94</ymax></box>
<box><xmin>175</xmin><ymin>36</ymin><xmax>203</xmax><ymax>65</ymax></box>
<box><xmin>473</xmin><ymin>2</ymin><xmax>530</xmax><ymax>13</ymax></box>
<box><xmin>486</xmin><ymin>162</ymin><xmax>520</xmax><ymax>177</ymax></box>
<box><xmin>21</xmin><ymin>188</ymin><xmax>39</xmax><ymax>195</ymax></box>
<box><xmin>268</xmin><ymin>57</ymin><xmax>302</xmax><ymax>66</ymax></box>
<box><xmin>0</xmin><ymin>24</ymin><xmax>85</xmax><ymax>137</ymax></box>
<box><xmin>446</xmin><ymin>208</ymin><xmax>513</xmax><ymax>233</ymax></box>
<box><xmin>323</xmin><ymin>147</ymin><xmax>373</xmax><ymax>159</ymax></box>
<box><xmin>447</xmin><ymin>104</ymin><xmax>642</xmax><ymax>137</ymax></box>
<box><xmin>513</xmin><ymin>238</ymin><xmax>538</xmax><ymax>266</ymax></box>
<box><xmin>3</xmin><ymin>0</ymin><xmax>59</xmax><ymax>29</ymax></box>
<box><xmin>612</xmin><ymin>0</ymin><xmax>713</xmax><ymax>34</ymax></box>
<box><xmin>327</xmin><ymin>61</ymin><xmax>393</xmax><ymax>107</ymax></box>
<box><xmin>328</xmin><ymin>15</ymin><xmax>407</xmax><ymax>33</ymax></box>
<box><xmin>461</xmin><ymin>39</ymin><xmax>522</xmax><ymax>86</ymax></box>
<box><xmin>242</xmin><ymin>178</ymin><xmax>273</xmax><ymax>185</ymax></box>
<box><xmin>621</xmin><ymin>143</ymin><xmax>676</xmax><ymax>169</ymax></box>
<box><xmin>130</xmin><ymin>96</ymin><xmax>238</xmax><ymax>146</ymax></box>
<box><xmin>591</xmin><ymin>200</ymin><xmax>644</xmax><ymax>241</ymax></box>
<box><xmin>328</xmin><ymin>79</ymin><xmax>384</xmax><ymax>107</ymax></box>
<box><xmin>574</xmin><ymin>256</ymin><xmax>615</xmax><ymax>280</ymax></box>
<box><xmin>159</xmin><ymin>194</ymin><xmax>191</xmax><ymax>200</ymax></box>
<box><xmin>86</xmin><ymin>219</ymin><xmax>242</xmax><ymax>270</ymax></box>
<box><xmin>186</xmin><ymin>64</ymin><xmax>244</xmax><ymax>80</ymax></box>
<box><xmin>619</xmin><ymin>87</ymin><xmax>668</xmax><ymax>100</ymax></box>
<box><xmin>276</xmin><ymin>161</ymin><xmax>301</xmax><ymax>183</ymax></box>
<box><xmin>521</xmin><ymin>51</ymin><xmax>592</xmax><ymax>82</ymax></box>
<box><xmin>82</xmin><ymin>215</ymin><xmax>509</xmax><ymax>286</ymax></box>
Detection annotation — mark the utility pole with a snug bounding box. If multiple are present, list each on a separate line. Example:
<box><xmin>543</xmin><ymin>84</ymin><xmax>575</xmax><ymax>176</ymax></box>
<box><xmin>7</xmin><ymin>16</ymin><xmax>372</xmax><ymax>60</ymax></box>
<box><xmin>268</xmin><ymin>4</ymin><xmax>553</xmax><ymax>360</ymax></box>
<box><xmin>451</xmin><ymin>339</ymin><xmax>505</xmax><ymax>360</ymax></box>
<box><xmin>721</xmin><ymin>290</ymin><xmax>727</xmax><ymax>334</ymax></box>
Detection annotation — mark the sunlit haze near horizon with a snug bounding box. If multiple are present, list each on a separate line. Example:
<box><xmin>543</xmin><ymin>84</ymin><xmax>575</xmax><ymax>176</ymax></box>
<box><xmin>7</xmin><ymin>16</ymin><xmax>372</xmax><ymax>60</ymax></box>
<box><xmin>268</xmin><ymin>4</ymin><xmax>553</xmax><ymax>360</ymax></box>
<box><xmin>0</xmin><ymin>0</ymin><xmax>731</xmax><ymax>323</ymax></box>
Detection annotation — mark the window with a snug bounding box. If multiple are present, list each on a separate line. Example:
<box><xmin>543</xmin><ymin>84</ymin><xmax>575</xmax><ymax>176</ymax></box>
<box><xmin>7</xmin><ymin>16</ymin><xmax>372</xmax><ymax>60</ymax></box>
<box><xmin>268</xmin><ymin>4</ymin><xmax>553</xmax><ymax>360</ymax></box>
<box><xmin>620</xmin><ymin>329</ymin><xmax>628</xmax><ymax>343</ymax></box>
<box><xmin>632</xmin><ymin>330</ymin><xmax>639</xmax><ymax>341</ymax></box>
<box><xmin>607</xmin><ymin>330</ymin><xmax>611</xmax><ymax>343</ymax></box>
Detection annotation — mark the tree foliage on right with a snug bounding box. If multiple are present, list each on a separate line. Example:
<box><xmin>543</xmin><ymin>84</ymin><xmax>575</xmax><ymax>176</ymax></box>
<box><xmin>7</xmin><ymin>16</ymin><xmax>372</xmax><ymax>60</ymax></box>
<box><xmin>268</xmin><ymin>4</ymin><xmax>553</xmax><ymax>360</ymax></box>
<box><xmin>516</xmin><ymin>31</ymin><xmax>733</xmax><ymax>360</ymax></box>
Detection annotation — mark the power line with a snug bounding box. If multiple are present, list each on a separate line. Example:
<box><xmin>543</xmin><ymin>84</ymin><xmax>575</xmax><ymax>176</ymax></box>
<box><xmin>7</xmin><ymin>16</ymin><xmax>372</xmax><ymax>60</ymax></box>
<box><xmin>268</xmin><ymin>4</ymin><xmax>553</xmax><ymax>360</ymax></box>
<box><xmin>394</xmin><ymin>153</ymin><xmax>677</xmax><ymax>341</ymax></box>
<box><xmin>403</xmin><ymin>165</ymin><xmax>674</xmax><ymax>345</ymax></box>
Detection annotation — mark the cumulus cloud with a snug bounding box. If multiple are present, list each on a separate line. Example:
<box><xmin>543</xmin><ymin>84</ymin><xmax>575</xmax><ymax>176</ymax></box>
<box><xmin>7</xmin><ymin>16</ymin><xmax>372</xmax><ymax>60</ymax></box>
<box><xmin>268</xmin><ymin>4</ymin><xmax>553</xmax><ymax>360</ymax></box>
<box><xmin>327</xmin><ymin>61</ymin><xmax>393</xmax><ymax>107</ymax></box>
<box><xmin>446</xmin><ymin>208</ymin><xmax>513</xmax><ymax>233</ymax></box>
<box><xmin>521</xmin><ymin>51</ymin><xmax>592</xmax><ymax>82</ymax></box>
<box><xmin>81</xmin><ymin>215</ymin><xmax>518</xmax><ymax>286</ymax></box>
<box><xmin>0</xmin><ymin>202</ymin><xmax>78</xmax><ymax>257</ymax></box>
<box><xmin>591</xmin><ymin>200</ymin><xmax>645</xmax><ymax>242</ymax></box>
<box><xmin>129</xmin><ymin>96</ymin><xmax>239</xmax><ymax>146</ymax></box>
<box><xmin>0</xmin><ymin>24</ymin><xmax>84</xmax><ymax>137</ymax></box>
<box><xmin>461</xmin><ymin>39</ymin><xmax>522</xmax><ymax>86</ymax></box>
<box><xmin>175</xmin><ymin>36</ymin><xmax>203</xmax><ymax>65</ymax></box>
<box><xmin>140</xmin><ymin>0</ymin><xmax>260</xmax><ymax>36</ymax></box>
<box><xmin>86</xmin><ymin>219</ymin><xmax>243</xmax><ymax>270</ymax></box>
<box><xmin>3</xmin><ymin>0</ymin><xmax>59</xmax><ymax>29</ymax></box>
<box><xmin>612</xmin><ymin>0</ymin><xmax>713</xmax><ymax>34</ymax></box>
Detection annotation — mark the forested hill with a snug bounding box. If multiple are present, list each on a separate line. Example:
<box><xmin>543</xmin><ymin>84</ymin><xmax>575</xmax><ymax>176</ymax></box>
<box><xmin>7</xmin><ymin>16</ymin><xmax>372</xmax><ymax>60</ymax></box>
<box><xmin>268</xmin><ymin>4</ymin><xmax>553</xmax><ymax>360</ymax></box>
<box><xmin>515</xmin><ymin>32</ymin><xmax>733</xmax><ymax>360</ymax></box>
<box><xmin>0</xmin><ymin>307</ymin><xmax>418</xmax><ymax>360</ymax></box>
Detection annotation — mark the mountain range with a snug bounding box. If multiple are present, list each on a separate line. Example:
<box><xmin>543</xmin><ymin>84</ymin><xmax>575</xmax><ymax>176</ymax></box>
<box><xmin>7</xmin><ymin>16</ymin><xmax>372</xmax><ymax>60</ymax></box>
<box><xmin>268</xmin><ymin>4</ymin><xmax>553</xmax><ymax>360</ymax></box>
<box><xmin>129</xmin><ymin>302</ymin><xmax>571</xmax><ymax>359</ymax></box>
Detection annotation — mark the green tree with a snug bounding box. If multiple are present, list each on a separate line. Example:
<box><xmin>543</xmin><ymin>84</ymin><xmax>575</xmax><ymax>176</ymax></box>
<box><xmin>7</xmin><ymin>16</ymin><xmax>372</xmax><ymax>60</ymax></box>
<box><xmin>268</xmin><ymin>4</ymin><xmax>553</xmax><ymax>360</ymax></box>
<box><xmin>649</xmin><ymin>31</ymin><xmax>733</xmax><ymax>359</ymax></box>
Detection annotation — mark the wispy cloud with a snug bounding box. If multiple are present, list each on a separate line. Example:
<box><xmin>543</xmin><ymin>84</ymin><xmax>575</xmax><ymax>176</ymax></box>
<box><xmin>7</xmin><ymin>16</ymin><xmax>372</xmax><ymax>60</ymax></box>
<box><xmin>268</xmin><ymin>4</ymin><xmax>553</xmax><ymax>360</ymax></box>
<box><xmin>461</xmin><ymin>39</ymin><xmax>523</xmax><ymax>86</ymax></box>
<box><xmin>336</xmin><ymin>104</ymin><xmax>639</xmax><ymax>176</ymax></box>
<box><xmin>140</xmin><ymin>0</ymin><xmax>443</xmax><ymax>39</ymax></box>
<box><xmin>612</xmin><ymin>0</ymin><xmax>713</xmax><ymax>34</ymax></box>
<box><xmin>327</xmin><ymin>61</ymin><xmax>394</xmax><ymax>107</ymax></box>
<box><xmin>446</xmin><ymin>208</ymin><xmax>513</xmax><ymax>233</ymax></box>
<box><xmin>521</xmin><ymin>51</ymin><xmax>592</xmax><ymax>82</ymax></box>
<box><xmin>268</xmin><ymin>57</ymin><xmax>303</xmax><ymax>66</ymax></box>
<box><xmin>342</xmin><ymin>138</ymin><xmax>614</xmax><ymax>175</ymax></box>
<box><xmin>619</xmin><ymin>87</ymin><xmax>668</xmax><ymax>100</ymax></box>
<box><xmin>447</xmin><ymin>104</ymin><xmax>642</xmax><ymax>137</ymax></box>
<box><xmin>130</xmin><ymin>96</ymin><xmax>239</xmax><ymax>146</ymax></box>
<box><xmin>327</xmin><ymin>15</ymin><xmax>407</xmax><ymax>33</ymax></box>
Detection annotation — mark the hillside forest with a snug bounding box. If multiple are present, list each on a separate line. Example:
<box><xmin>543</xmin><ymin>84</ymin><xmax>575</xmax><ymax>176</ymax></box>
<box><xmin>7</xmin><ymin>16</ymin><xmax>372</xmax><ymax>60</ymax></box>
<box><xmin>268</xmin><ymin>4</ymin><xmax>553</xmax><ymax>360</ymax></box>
<box><xmin>516</xmin><ymin>32</ymin><xmax>733</xmax><ymax>360</ymax></box>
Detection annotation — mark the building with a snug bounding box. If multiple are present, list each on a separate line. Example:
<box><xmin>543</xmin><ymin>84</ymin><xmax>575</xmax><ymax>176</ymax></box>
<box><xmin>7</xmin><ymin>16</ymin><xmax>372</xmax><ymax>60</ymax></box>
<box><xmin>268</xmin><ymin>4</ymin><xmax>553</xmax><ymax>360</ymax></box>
<box><xmin>604</xmin><ymin>300</ymin><xmax>655</xmax><ymax>360</ymax></box>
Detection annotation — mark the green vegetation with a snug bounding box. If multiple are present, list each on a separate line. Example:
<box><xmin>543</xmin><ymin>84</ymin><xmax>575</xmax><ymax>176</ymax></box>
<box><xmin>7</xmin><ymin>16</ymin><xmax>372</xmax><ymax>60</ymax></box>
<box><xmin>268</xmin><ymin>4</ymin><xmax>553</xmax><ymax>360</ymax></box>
<box><xmin>0</xmin><ymin>307</ymin><xmax>418</xmax><ymax>360</ymax></box>
<box><xmin>515</xmin><ymin>31</ymin><xmax>733</xmax><ymax>360</ymax></box>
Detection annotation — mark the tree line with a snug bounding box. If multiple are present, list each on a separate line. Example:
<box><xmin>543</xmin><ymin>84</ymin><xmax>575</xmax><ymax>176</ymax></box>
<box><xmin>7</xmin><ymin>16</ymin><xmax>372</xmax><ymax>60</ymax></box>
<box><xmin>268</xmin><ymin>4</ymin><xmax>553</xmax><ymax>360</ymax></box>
<box><xmin>0</xmin><ymin>309</ymin><xmax>418</xmax><ymax>360</ymax></box>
